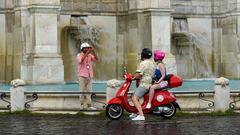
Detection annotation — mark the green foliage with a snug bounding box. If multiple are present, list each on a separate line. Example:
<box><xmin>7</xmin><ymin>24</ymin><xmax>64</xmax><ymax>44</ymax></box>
<box><xmin>0</xmin><ymin>109</ymin><xmax>32</xmax><ymax>115</ymax></box>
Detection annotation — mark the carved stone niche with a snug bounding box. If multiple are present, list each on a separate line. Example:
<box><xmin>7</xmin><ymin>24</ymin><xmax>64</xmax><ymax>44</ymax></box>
<box><xmin>66</xmin><ymin>17</ymin><xmax>101</xmax><ymax>49</ymax></box>
<box><xmin>61</xmin><ymin>16</ymin><xmax>101</xmax><ymax>82</ymax></box>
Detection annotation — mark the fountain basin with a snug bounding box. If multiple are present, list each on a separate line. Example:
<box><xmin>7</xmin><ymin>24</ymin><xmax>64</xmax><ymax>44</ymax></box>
<box><xmin>1</xmin><ymin>80</ymin><xmax>240</xmax><ymax>92</ymax></box>
<box><xmin>0</xmin><ymin>80</ymin><xmax>240</xmax><ymax>111</ymax></box>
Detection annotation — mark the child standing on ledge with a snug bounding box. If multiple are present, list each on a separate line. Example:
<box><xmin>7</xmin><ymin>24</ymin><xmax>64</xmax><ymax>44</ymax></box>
<box><xmin>77</xmin><ymin>42</ymin><xmax>98</xmax><ymax>110</ymax></box>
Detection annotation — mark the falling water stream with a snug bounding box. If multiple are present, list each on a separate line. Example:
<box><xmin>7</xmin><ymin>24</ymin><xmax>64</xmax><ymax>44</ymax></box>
<box><xmin>172</xmin><ymin>18</ymin><xmax>213</xmax><ymax>78</ymax></box>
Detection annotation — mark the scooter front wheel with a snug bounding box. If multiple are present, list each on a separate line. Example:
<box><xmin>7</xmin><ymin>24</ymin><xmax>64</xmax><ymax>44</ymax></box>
<box><xmin>161</xmin><ymin>102</ymin><xmax>176</xmax><ymax>119</ymax></box>
<box><xmin>106</xmin><ymin>104</ymin><xmax>124</xmax><ymax>120</ymax></box>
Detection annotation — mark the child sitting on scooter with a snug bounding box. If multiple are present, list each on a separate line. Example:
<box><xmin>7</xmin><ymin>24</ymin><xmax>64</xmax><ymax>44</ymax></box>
<box><xmin>146</xmin><ymin>50</ymin><xmax>168</xmax><ymax>109</ymax></box>
<box><xmin>130</xmin><ymin>48</ymin><xmax>155</xmax><ymax>121</ymax></box>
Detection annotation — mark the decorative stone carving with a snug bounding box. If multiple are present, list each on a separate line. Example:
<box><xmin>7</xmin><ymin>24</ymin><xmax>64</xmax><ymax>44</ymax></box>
<box><xmin>215</xmin><ymin>77</ymin><xmax>229</xmax><ymax>87</ymax></box>
<box><xmin>10</xmin><ymin>79</ymin><xmax>26</xmax><ymax>88</ymax></box>
<box><xmin>69</xmin><ymin>17</ymin><xmax>101</xmax><ymax>48</ymax></box>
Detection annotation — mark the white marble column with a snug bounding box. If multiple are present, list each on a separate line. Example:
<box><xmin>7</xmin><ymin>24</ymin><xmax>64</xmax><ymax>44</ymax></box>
<box><xmin>19</xmin><ymin>0</ymin><xmax>64</xmax><ymax>83</ymax></box>
<box><xmin>0</xmin><ymin>14</ymin><xmax>6</xmax><ymax>82</ymax></box>
<box><xmin>124</xmin><ymin>0</ymin><xmax>176</xmax><ymax>74</ymax></box>
<box><xmin>145</xmin><ymin>0</ymin><xmax>177</xmax><ymax>74</ymax></box>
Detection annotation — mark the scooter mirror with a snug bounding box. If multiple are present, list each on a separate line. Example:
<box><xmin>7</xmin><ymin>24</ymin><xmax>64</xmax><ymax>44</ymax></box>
<box><xmin>124</xmin><ymin>74</ymin><xmax>127</xmax><ymax>79</ymax></box>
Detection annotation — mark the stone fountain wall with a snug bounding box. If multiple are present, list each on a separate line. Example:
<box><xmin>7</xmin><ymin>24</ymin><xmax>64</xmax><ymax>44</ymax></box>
<box><xmin>58</xmin><ymin>0</ymin><xmax>175</xmax><ymax>81</ymax></box>
<box><xmin>0</xmin><ymin>0</ymin><xmax>174</xmax><ymax>83</ymax></box>
<box><xmin>211</xmin><ymin>0</ymin><xmax>240</xmax><ymax>78</ymax></box>
<box><xmin>0</xmin><ymin>0</ymin><xmax>64</xmax><ymax>83</ymax></box>
<box><xmin>1</xmin><ymin>0</ymin><xmax>240</xmax><ymax>84</ymax></box>
<box><xmin>60</xmin><ymin>15</ymin><xmax>118</xmax><ymax>81</ymax></box>
<box><xmin>171</xmin><ymin>0</ymin><xmax>240</xmax><ymax>79</ymax></box>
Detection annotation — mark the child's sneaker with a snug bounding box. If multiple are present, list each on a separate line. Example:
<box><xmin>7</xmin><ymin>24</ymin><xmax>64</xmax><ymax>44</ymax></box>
<box><xmin>129</xmin><ymin>113</ymin><xmax>138</xmax><ymax>118</ymax></box>
<box><xmin>146</xmin><ymin>103</ymin><xmax>151</xmax><ymax>109</ymax></box>
<box><xmin>131</xmin><ymin>115</ymin><xmax>145</xmax><ymax>121</ymax></box>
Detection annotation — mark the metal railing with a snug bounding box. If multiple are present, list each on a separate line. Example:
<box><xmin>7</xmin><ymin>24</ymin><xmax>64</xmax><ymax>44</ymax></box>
<box><xmin>0</xmin><ymin>90</ymin><xmax>240</xmax><ymax>110</ymax></box>
<box><xmin>0</xmin><ymin>91</ymin><xmax>106</xmax><ymax>110</ymax></box>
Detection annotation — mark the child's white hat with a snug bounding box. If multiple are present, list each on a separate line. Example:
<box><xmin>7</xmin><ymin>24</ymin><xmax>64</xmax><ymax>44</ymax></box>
<box><xmin>80</xmin><ymin>42</ymin><xmax>91</xmax><ymax>50</ymax></box>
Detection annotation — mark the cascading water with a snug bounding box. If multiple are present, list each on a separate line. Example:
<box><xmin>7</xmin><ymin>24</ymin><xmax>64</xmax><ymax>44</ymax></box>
<box><xmin>184</xmin><ymin>32</ymin><xmax>213</xmax><ymax>78</ymax></box>
<box><xmin>172</xmin><ymin>19</ymin><xmax>213</xmax><ymax>79</ymax></box>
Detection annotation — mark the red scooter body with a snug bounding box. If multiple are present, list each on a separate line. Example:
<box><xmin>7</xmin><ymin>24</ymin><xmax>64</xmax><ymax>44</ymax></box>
<box><xmin>106</xmin><ymin>73</ymin><xmax>182</xmax><ymax>120</ymax></box>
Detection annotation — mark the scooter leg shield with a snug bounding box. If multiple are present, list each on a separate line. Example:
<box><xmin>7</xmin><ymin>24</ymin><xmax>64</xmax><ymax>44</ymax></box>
<box><xmin>107</xmin><ymin>98</ymin><xmax>122</xmax><ymax>105</ymax></box>
<box><xmin>172</xmin><ymin>102</ymin><xmax>181</xmax><ymax>110</ymax></box>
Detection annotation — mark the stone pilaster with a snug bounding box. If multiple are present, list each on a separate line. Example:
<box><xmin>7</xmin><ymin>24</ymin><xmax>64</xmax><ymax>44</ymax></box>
<box><xmin>143</xmin><ymin>0</ymin><xmax>177</xmax><ymax>74</ymax></box>
<box><xmin>0</xmin><ymin>14</ymin><xmax>6</xmax><ymax>82</ymax></box>
<box><xmin>120</xmin><ymin>0</ymin><xmax>176</xmax><ymax>74</ymax></box>
<box><xmin>19</xmin><ymin>0</ymin><xmax>64</xmax><ymax>83</ymax></box>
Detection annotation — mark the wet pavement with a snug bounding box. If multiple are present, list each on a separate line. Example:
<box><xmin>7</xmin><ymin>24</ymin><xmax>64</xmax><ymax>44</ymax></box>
<box><xmin>0</xmin><ymin>114</ymin><xmax>239</xmax><ymax>135</ymax></box>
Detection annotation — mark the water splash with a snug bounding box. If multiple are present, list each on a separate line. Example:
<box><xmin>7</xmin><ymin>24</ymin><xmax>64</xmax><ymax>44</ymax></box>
<box><xmin>175</xmin><ymin>32</ymin><xmax>213</xmax><ymax>78</ymax></box>
<box><xmin>172</xmin><ymin>18</ymin><xmax>213</xmax><ymax>78</ymax></box>
<box><xmin>186</xmin><ymin>32</ymin><xmax>213</xmax><ymax>78</ymax></box>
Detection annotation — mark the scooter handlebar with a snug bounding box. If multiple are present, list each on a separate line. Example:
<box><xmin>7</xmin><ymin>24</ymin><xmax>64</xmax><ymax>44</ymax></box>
<box><xmin>124</xmin><ymin>73</ymin><xmax>134</xmax><ymax>81</ymax></box>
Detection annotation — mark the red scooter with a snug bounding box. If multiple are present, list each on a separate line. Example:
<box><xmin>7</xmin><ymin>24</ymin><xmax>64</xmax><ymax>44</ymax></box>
<box><xmin>106</xmin><ymin>72</ymin><xmax>183</xmax><ymax>120</ymax></box>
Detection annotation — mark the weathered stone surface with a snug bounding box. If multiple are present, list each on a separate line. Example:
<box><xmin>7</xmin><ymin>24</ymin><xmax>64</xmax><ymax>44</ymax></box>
<box><xmin>30</xmin><ymin>0</ymin><xmax>60</xmax><ymax>5</ymax></box>
<box><xmin>10</xmin><ymin>85</ymin><xmax>25</xmax><ymax>112</ymax></box>
<box><xmin>0</xmin><ymin>0</ymin><xmax>5</xmax><ymax>9</ymax></box>
<box><xmin>214</xmin><ymin>77</ymin><xmax>230</xmax><ymax>112</ymax></box>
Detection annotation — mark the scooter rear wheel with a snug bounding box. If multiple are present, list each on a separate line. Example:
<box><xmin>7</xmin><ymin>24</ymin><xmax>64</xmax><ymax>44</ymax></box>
<box><xmin>106</xmin><ymin>104</ymin><xmax>124</xmax><ymax>120</ymax></box>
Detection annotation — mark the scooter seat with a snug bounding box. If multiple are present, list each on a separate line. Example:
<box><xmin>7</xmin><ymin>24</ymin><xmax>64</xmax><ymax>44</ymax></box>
<box><xmin>144</xmin><ymin>86</ymin><xmax>170</xmax><ymax>94</ymax></box>
<box><xmin>154</xmin><ymin>86</ymin><xmax>170</xmax><ymax>91</ymax></box>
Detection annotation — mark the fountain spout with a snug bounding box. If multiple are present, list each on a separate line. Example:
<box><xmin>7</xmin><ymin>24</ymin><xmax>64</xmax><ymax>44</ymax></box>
<box><xmin>172</xmin><ymin>32</ymin><xmax>213</xmax><ymax>79</ymax></box>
